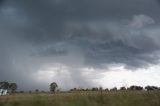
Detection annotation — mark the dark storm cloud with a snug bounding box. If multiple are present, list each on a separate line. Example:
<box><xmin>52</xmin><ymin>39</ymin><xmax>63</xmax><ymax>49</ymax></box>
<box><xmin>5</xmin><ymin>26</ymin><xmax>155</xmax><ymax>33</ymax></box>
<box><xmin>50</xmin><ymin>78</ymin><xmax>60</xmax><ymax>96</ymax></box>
<box><xmin>0</xmin><ymin>0</ymin><xmax>4</xmax><ymax>6</ymax></box>
<box><xmin>3</xmin><ymin>0</ymin><xmax>160</xmax><ymax>43</ymax></box>
<box><xmin>63</xmin><ymin>17</ymin><xmax>160</xmax><ymax>68</ymax></box>
<box><xmin>0</xmin><ymin>0</ymin><xmax>160</xmax><ymax>90</ymax></box>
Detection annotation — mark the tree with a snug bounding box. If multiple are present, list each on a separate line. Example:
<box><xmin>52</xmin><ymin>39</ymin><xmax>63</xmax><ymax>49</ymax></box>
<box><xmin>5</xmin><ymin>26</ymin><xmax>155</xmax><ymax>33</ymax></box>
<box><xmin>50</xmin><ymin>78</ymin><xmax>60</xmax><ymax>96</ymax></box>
<box><xmin>99</xmin><ymin>87</ymin><xmax>103</xmax><ymax>91</ymax></box>
<box><xmin>145</xmin><ymin>86</ymin><xmax>159</xmax><ymax>91</ymax></box>
<box><xmin>35</xmin><ymin>89</ymin><xmax>39</xmax><ymax>93</ymax></box>
<box><xmin>50</xmin><ymin>82</ymin><xmax>58</xmax><ymax>93</ymax></box>
<box><xmin>9</xmin><ymin>83</ymin><xmax>17</xmax><ymax>93</ymax></box>
<box><xmin>0</xmin><ymin>82</ymin><xmax>4</xmax><ymax>89</ymax></box>
<box><xmin>128</xmin><ymin>85</ymin><xmax>143</xmax><ymax>91</ymax></box>
<box><xmin>120</xmin><ymin>86</ymin><xmax>126</xmax><ymax>91</ymax></box>
<box><xmin>92</xmin><ymin>87</ymin><xmax>98</xmax><ymax>91</ymax></box>
<box><xmin>110</xmin><ymin>87</ymin><xmax>117</xmax><ymax>91</ymax></box>
<box><xmin>105</xmin><ymin>88</ymin><xmax>109</xmax><ymax>91</ymax></box>
<box><xmin>0</xmin><ymin>82</ymin><xmax>9</xmax><ymax>89</ymax></box>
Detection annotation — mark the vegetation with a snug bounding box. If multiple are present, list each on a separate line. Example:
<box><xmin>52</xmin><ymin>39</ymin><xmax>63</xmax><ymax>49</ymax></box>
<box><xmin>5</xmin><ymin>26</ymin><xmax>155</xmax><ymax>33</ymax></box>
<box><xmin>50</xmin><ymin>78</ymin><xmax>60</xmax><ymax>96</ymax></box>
<box><xmin>0</xmin><ymin>82</ymin><xmax>10</xmax><ymax>89</ymax></box>
<box><xmin>0</xmin><ymin>91</ymin><xmax>160</xmax><ymax>106</ymax></box>
<box><xmin>50</xmin><ymin>82</ymin><xmax>58</xmax><ymax>93</ymax></box>
<box><xmin>9</xmin><ymin>83</ymin><xmax>18</xmax><ymax>93</ymax></box>
<box><xmin>0</xmin><ymin>82</ymin><xmax>18</xmax><ymax>93</ymax></box>
<box><xmin>1</xmin><ymin>82</ymin><xmax>160</xmax><ymax>106</ymax></box>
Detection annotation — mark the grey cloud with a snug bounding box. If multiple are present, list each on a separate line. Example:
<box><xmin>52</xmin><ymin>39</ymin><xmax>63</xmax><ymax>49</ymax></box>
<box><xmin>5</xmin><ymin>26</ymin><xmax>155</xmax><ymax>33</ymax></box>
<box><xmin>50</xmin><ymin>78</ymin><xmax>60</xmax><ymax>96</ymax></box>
<box><xmin>0</xmin><ymin>0</ymin><xmax>160</xmax><ymax>90</ymax></box>
<box><xmin>0</xmin><ymin>0</ymin><xmax>4</xmax><ymax>6</ymax></box>
<box><xmin>1</xmin><ymin>0</ymin><xmax>159</xmax><ymax>44</ymax></box>
<box><xmin>63</xmin><ymin>15</ymin><xmax>160</xmax><ymax>68</ymax></box>
<box><xmin>31</xmin><ymin>44</ymin><xmax>68</xmax><ymax>57</ymax></box>
<box><xmin>129</xmin><ymin>15</ymin><xmax>155</xmax><ymax>28</ymax></box>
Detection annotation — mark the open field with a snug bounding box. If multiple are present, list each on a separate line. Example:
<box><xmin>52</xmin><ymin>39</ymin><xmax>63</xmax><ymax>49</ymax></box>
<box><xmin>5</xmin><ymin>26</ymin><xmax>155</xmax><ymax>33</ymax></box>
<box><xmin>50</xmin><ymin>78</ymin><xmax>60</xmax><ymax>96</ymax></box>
<box><xmin>0</xmin><ymin>91</ymin><xmax>160</xmax><ymax>106</ymax></box>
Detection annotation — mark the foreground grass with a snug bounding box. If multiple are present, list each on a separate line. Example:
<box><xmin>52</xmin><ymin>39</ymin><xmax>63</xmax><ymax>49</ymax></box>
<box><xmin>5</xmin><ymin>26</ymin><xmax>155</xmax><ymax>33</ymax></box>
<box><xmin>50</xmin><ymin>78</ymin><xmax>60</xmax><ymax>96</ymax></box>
<box><xmin>0</xmin><ymin>91</ymin><xmax>160</xmax><ymax>106</ymax></box>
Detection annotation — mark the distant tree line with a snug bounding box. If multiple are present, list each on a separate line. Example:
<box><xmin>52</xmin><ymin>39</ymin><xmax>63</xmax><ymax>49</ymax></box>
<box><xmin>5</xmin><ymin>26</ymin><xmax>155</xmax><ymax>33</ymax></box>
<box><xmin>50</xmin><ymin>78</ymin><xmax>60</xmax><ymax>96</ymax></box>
<box><xmin>69</xmin><ymin>85</ymin><xmax>160</xmax><ymax>92</ymax></box>
<box><xmin>0</xmin><ymin>81</ymin><xmax>17</xmax><ymax>93</ymax></box>
<box><xmin>16</xmin><ymin>82</ymin><xmax>58</xmax><ymax>94</ymax></box>
<box><xmin>1</xmin><ymin>81</ymin><xmax>160</xmax><ymax>94</ymax></box>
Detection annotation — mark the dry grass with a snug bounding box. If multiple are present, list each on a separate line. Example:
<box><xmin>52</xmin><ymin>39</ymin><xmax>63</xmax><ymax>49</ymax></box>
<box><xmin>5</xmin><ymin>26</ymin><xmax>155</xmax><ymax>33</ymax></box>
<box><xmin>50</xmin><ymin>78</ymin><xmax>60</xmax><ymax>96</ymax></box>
<box><xmin>0</xmin><ymin>91</ymin><xmax>160</xmax><ymax>106</ymax></box>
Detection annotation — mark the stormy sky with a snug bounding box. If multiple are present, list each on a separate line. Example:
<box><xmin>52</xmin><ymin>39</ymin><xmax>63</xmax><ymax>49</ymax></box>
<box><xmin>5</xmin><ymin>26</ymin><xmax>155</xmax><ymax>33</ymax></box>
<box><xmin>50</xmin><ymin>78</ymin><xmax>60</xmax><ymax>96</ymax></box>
<box><xmin>1</xmin><ymin>0</ymin><xmax>160</xmax><ymax>91</ymax></box>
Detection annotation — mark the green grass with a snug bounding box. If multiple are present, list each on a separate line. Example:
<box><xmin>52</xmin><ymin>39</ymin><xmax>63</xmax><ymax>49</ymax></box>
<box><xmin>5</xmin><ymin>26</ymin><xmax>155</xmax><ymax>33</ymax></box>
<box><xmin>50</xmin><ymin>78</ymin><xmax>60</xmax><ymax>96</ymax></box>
<box><xmin>0</xmin><ymin>91</ymin><xmax>160</xmax><ymax>106</ymax></box>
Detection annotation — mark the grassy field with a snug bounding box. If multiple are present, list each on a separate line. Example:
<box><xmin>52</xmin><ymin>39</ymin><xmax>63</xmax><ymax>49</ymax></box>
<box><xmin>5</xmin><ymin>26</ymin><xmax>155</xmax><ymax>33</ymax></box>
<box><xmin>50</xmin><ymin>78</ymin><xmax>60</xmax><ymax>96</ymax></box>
<box><xmin>0</xmin><ymin>91</ymin><xmax>160</xmax><ymax>106</ymax></box>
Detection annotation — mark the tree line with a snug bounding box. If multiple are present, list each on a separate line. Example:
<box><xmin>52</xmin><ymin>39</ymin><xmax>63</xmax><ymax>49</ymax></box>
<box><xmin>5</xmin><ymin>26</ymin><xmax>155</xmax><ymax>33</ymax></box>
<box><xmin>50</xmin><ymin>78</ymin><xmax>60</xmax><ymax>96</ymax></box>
<box><xmin>1</xmin><ymin>81</ymin><xmax>160</xmax><ymax>94</ymax></box>
<box><xmin>0</xmin><ymin>82</ymin><xmax>17</xmax><ymax>93</ymax></box>
<box><xmin>70</xmin><ymin>85</ymin><xmax>160</xmax><ymax>92</ymax></box>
